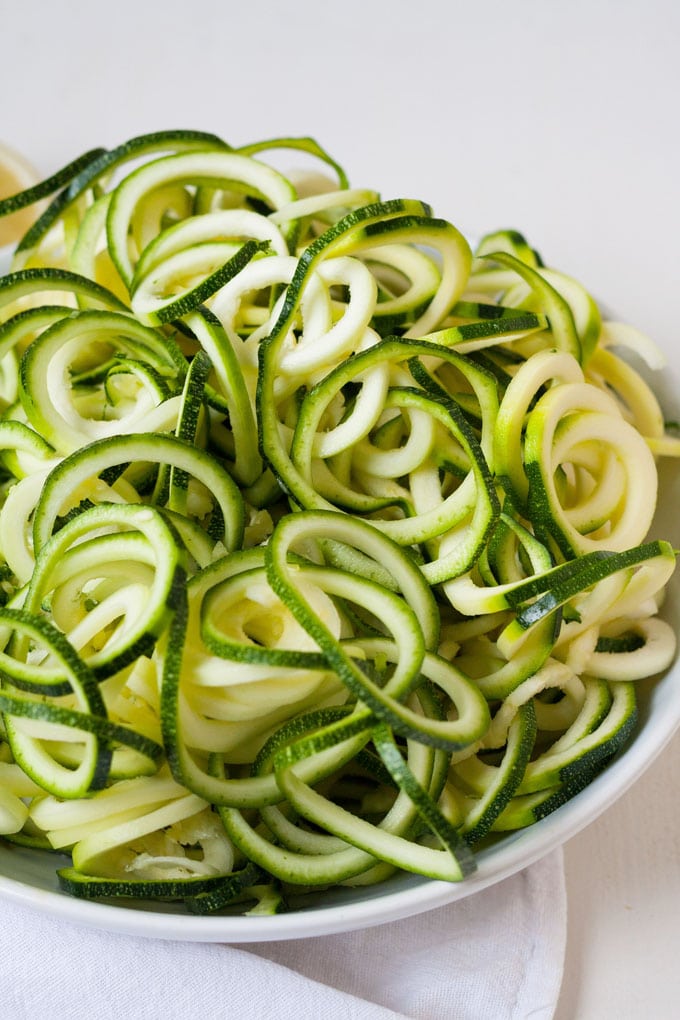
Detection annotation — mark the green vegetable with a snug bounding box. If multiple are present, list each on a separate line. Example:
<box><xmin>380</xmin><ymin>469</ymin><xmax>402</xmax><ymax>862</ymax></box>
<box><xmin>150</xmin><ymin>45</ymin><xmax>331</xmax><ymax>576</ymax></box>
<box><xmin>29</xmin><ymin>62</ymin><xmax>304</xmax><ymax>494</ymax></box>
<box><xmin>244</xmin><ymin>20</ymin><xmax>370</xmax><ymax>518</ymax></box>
<box><xmin>0</xmin><ymin>131</ymin><xmax>675</xmax><ymax>911</ymax></box>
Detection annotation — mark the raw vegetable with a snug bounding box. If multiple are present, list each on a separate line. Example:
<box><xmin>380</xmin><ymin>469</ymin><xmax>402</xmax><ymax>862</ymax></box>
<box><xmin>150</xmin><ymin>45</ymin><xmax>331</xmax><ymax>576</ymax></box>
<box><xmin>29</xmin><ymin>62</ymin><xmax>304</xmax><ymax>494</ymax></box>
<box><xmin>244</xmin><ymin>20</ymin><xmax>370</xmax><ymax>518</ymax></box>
<box><xmin>0</xmin><ymin>130</ymin><xmax>676</xmax><ymax>914</ymax></box>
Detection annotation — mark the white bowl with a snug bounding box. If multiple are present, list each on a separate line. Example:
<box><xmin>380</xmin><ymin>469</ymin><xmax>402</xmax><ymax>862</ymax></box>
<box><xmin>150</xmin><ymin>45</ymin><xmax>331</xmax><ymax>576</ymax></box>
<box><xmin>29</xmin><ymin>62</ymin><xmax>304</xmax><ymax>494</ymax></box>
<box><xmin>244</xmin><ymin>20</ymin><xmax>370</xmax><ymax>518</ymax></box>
<box><xmin>1</xmin><ymin>333</ymin><xmax>678</xmax><ymax>944</ymax></box>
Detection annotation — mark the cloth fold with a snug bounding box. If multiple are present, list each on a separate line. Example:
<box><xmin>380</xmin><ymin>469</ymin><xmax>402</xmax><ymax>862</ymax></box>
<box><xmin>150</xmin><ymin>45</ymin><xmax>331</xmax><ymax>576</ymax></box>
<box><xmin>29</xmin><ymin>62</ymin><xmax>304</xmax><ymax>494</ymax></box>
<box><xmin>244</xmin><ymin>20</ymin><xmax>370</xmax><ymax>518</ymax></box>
<box><xmin>1</xmin><ymin>849</ymin><xmax>565</xmax><ymax>1020</ymax></box>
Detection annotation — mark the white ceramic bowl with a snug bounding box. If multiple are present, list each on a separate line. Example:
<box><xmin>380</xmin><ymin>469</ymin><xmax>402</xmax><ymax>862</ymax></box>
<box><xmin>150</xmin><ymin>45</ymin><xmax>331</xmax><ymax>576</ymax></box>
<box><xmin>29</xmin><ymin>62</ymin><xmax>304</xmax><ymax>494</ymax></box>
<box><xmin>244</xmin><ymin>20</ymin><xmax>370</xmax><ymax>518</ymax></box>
<box><xmin>1</xmin><ymin>324</ymin><xmax>678</xmax><ymax>944</ymax></box>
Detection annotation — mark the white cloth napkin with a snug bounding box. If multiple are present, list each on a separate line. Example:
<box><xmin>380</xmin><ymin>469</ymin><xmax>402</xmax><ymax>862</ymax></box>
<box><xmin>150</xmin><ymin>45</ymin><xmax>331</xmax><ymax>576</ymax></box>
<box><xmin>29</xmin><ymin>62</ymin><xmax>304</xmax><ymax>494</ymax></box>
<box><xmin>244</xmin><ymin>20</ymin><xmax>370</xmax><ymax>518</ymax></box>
<box><xmin>1</xmin><ymin>849</ymin><xmax>565</xmax><ymax>1020</ymax></box>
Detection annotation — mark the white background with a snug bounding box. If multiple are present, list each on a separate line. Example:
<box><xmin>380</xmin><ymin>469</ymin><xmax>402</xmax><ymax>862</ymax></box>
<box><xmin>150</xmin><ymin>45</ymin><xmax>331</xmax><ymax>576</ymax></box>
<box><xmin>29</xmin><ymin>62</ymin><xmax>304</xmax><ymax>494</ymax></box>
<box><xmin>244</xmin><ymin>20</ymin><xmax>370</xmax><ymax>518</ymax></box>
<box><xmin>1</xmin><ymin>1</ymin><xmax>679</xmax><ymax>1015</ymax></box>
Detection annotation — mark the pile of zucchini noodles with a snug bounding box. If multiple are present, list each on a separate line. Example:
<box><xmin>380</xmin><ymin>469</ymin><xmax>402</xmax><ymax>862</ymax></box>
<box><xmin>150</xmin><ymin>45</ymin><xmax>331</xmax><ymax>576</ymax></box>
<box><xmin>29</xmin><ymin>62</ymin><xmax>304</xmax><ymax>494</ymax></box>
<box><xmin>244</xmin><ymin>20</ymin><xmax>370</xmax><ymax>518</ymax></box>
<box><xmin>0</xmin><ymin>129</ymin><xmax>676</xmax><ymax>914</ymax></box>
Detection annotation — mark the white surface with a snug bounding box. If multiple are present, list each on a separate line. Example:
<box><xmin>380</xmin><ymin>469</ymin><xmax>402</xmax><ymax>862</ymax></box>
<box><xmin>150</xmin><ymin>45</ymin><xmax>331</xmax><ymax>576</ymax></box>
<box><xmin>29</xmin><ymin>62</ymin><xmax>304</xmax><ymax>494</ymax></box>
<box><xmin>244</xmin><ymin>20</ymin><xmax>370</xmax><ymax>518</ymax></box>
<box><xmin>1</xmin><ymin>0</ymin><xmax>679</xmax><ymax>1015</ymax></box>
<box><xmin>555</xmin><ymin>734</ymin><xmax>680</xmax><ymax>1020</ymax></box>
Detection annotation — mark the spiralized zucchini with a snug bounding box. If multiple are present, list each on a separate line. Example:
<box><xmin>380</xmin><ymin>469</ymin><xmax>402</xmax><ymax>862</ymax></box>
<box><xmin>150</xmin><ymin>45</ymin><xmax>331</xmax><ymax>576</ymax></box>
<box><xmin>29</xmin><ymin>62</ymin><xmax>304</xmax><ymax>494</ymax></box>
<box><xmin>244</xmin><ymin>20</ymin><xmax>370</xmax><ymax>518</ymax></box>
<box><xmin>0</xmin><ymin>129</ymin><xmax>677</xmax><ymax>913</ymax></box>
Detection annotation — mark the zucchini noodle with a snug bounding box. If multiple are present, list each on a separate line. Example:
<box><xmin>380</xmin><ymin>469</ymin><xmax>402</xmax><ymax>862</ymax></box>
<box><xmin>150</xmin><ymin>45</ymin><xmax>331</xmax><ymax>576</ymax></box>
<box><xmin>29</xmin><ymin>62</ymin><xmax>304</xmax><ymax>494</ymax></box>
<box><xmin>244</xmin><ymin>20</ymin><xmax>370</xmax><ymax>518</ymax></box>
<box><xmin>0</xmin><ymin>129</ymin><xmax>676</xmax><ymax>913</ymax></box>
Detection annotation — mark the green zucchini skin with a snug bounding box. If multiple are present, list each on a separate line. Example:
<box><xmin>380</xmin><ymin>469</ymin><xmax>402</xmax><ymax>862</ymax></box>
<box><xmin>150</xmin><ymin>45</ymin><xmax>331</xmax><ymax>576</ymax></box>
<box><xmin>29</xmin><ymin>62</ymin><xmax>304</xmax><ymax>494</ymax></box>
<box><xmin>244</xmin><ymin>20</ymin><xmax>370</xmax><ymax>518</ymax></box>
<box><xmin>0</xmin><ymin>129</ymin><xmax>674</xmax><ymax>912</ymax></box>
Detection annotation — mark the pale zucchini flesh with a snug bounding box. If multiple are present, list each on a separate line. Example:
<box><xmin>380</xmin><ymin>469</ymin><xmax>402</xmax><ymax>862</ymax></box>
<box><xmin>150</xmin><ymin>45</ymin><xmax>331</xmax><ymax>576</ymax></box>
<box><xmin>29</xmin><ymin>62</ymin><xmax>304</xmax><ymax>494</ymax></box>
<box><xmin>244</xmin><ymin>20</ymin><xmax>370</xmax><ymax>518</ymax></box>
<box><xmin>0</xmin><ymin>133</ymin><xmax>675</xmax><ymax>912</ymax></box>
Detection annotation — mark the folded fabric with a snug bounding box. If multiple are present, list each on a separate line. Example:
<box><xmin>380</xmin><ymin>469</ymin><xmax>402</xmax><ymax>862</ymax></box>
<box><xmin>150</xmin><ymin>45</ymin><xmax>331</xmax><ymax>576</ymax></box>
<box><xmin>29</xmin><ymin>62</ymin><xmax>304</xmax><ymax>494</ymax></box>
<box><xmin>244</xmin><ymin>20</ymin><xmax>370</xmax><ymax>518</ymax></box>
<box><xmin>1</xmin><ymin>848</ymin><xmax>565</xmax><ymax>1020</ymax></box>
